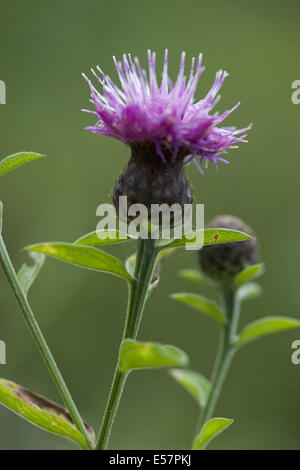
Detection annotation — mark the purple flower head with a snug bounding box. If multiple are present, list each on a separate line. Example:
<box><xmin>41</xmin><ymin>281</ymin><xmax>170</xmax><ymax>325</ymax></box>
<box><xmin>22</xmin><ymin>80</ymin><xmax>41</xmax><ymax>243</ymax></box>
<box><xmin>83</xmin><ymin>50</ymin><xmax>251</xmax><ymax>173</ymax></box>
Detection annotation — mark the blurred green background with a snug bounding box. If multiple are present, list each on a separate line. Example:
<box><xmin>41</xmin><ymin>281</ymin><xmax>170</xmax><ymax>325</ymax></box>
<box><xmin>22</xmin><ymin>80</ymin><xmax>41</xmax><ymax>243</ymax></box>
<box><xmin>0</xmin><ymin>0</ymin><xmax>299</xmax><ymax>450</ymax></box>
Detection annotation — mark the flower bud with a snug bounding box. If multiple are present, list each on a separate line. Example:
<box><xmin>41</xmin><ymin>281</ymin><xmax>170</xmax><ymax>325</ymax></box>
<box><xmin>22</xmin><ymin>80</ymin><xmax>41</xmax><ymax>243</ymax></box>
<box><xmin>113</xmin><ymin>142</ymin><xmax>193</xmax><ymax>222</ymax></box>
<box><xmin>198</xmin><ymin>215</ymin><xmax>258</xmax><ymax>283</ymax></box>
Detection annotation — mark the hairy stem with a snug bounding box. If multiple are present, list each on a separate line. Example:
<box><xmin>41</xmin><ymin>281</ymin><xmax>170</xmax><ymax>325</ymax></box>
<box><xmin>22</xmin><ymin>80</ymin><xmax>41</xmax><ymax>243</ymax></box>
<box><xmin>0</xmin><ymin>234</ymin><xmax>94</xmax><ymax>449</ymax></box>
<box><xmin>196</xmin><ymin>287</ymin><xmax>240</xmax><ymax>433</ymax></box>
<box><xmin>96</xmin><ymin>238</ymin><xmax>158</xmax><ymax>450</ymax></box>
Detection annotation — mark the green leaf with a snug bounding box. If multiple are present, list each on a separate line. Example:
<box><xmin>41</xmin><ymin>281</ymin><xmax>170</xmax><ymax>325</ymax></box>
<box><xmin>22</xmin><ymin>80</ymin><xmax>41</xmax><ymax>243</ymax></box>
<box><xmin>0</xmin><ymin>379</ymin><xmax>94</xmax><ymax>449</ymax></box>
<box><xmin>171</xmin><ymin>292</ymin><xmax>225</xmax><ymax>324</ymax></box>
<box><xmin>193</xmin><ymin>417</ymin><xmax>233</xmax><ymax>450</ymax></box>
<box><xmin>179</xmin><ymin>269</ymin><xmax>209</xmax><ymax>286</ymax></box>
<box><xmin>75</xmin><ymin>229</ymin><xmax>134</xmax><ymax>246</ymax></box>
<box><xmin>237</xmin><ymin>316</ymin><xmax>300</xmax><ymax>347</ymax></box>
<box><xmin>0</xmin><ymin>152</ymin><xmax>45</xmax><ymax>176</ymax></box>
<box><xmin>17</xmin><ymin>252</ymin><xmax>45</xmax><ymax>297</ymax></box>
<box><xmin>236</xmin><ymin>282</ymin><xmax>263</xmax><ymax>303</ymax></box>
<box><xmin>170</xmin><ymin>369</ymin><xmax>211</xmax><ymax>408</ymax></box>
<box><xmin>25</xmin><ymin>242</ymin><xmax>133</xmax><ymax>282</ymax></box>
<box><xmin>235</xmin><ymin>263</ymin><xmax>265</xmax><ymax>288</ymax></box>
<box><xmin>162</xmin><ymin>228</ymin><xmax>252</xmax><ymax>249</ymax></box>
<box><xmin>119</xmin><ymin>339</ymin><xmax>189</xmax><ymax>374</ymax></box>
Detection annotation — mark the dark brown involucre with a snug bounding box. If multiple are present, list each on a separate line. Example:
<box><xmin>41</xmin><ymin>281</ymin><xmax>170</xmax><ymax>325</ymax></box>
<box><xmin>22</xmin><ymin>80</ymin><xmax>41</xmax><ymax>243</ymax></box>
<box><xmin>113</xmin><ymin>142</ymin><xmax>193</xmax><ymax>219</ymax></box>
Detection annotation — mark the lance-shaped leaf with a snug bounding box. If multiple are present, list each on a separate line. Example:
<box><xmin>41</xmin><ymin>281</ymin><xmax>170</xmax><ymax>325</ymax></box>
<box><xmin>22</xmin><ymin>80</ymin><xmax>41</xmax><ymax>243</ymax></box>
<box><xmin>193</xmin><ymin>417</ymin><xmax>233</xmax><ymax>450</ymax></box>
<box><xmin>119</xmin><ymin>339</ymin><xmax>189</xmax><ymax>374</ymax></box>
<box><xmin>235</xmin><ymin>263</ymin><xmax>265</xmax><ymax>288</ymax></box>
<box><xmin>0</xmin><ymin>379</ymin><xmax>94</xmax><ymax>449</ymax></box>
<box><xmin>75</xmin><ymin>229</ymin><xmax>134</xmax><ymax>246</ymax></box>
<box><xmin>17</xmin><ymin>252</ymin><xmax>45</xmax><ymax>297</ymax></box>
<box><xmin>237</xmin><ymin>316</ymin><xmax>300</xmax><ymax>347</ymax></box>
<box><xmin>171</xmin><ymin>292</ymin><xmax>225</xmax><ymax>324</ymax></box>
<box><xmin>161</xmin><ymin>228</ymin><xmax>252</xmax><ymax>249</ymax></box>
<box><xmin>0</xmin><ymin>152</ymin><xmax>45</xmax><ymax>176</ymax></box>
<box><xmin>170</xmin><ymin>369</ymin><xmax>211</xmax><ymax>408</ymax></box>
<box><xmin>25</xmin><ymin>242</ymin><xmax>133</xmax><ymax>282</ymax></box>
<box><xmin>236</xmin><ymin>282</ymin><xmax>263</xmax><ymax>303</ymax></box>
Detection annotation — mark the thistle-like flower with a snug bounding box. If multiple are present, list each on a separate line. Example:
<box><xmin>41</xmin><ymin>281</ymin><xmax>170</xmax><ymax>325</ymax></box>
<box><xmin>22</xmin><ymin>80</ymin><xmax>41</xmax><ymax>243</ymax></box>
<box><xmin>83</xmin><ymin>51</ymin><xmax>250</xmax><ymax>212</ymax></box>
<box><xmin>198</xmin><ymin>215</ymin><xmax>258</xmax><ymax>283</ymax></box>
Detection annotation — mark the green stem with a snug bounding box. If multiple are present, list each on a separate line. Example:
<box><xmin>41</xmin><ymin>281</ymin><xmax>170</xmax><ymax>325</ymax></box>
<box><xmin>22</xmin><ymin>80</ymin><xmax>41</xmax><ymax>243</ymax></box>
<box><xmin>0</xmin><ymin>234</ymin><xmax>94</xmax><ymax>449</ymax></box>
<box><xmin>95</xmin><ymin>238</ymin><xmax>158</xmax><ymax>450</ymax></box>
<box><xmin>196</xmin><ymin>287</ymin><xmax>240</xmax><ymax>431</ymax></box>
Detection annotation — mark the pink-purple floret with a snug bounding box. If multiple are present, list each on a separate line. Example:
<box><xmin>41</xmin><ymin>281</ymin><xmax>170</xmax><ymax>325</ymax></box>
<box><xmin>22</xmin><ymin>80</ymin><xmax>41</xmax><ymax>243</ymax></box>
<box><xmin>83</xmin><ymin>50</ymin><xmax>251</xmax><ymax>173</ymax></box>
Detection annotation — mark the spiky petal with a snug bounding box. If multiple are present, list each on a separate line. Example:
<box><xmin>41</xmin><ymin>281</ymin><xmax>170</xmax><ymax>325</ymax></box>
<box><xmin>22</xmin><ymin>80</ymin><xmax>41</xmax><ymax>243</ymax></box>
<box><xmin>83</xmin><ymin>50</ymin><xmax>250</xmax><ymax>172</ymax></box>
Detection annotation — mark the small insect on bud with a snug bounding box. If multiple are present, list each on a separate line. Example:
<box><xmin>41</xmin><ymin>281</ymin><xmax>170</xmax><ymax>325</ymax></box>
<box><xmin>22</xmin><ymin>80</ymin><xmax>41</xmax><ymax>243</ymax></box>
<box><xmin>198</xmin><ymin>215</ymin><xmax>258</xmax><ymax>283</ymax></box>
